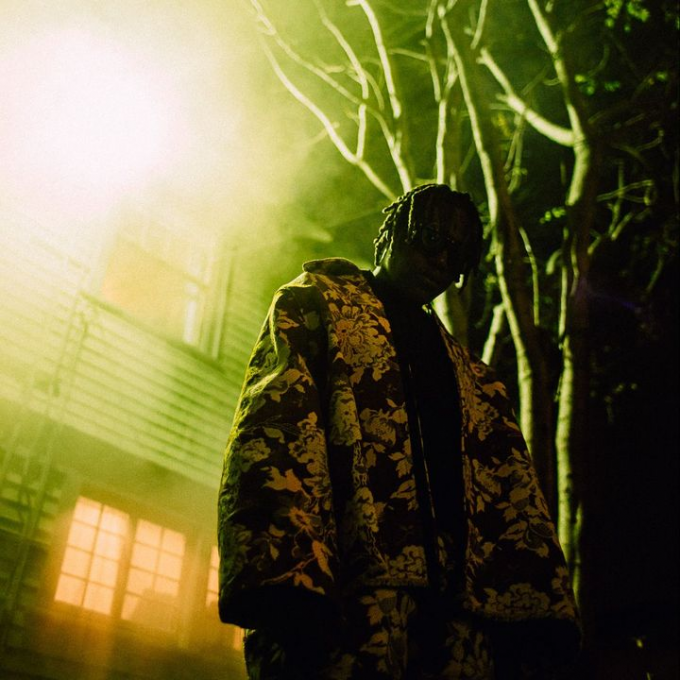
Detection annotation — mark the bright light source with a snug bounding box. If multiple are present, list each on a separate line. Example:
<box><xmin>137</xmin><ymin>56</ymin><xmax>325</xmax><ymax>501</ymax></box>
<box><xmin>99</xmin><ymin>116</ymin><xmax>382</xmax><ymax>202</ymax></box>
<box><xmin>0</xmin><ymin>25</ymin><xmax>189</xmax><ymax>221</ymax></box>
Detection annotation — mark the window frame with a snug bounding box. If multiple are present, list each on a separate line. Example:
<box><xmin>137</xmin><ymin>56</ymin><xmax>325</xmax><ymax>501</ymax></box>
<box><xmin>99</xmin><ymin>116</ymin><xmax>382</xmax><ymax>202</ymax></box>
<box><xmin>92</xmin><ymin>214</ymin><xmax>228</xmax><ymax>356</ymax></box>
<box><xmin>51</xmin><ymin>494</ymin><xmax>192</xmax><ymax>639</ymax></box>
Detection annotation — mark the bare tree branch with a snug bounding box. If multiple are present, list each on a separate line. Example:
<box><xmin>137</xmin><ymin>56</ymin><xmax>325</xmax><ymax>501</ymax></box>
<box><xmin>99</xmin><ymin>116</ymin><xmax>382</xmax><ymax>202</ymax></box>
<box><xmin>249</xmin><ymin>0</ymin><xmax>401</xmax><ymax>198</ymax></box>
<box><xmin>482</xmin><ymin>303</ymin><xmax>507</xmax><ymax>367</ymax></box>
<box><xmin>471</xmin><ymin>0</ymin><xmax>490</xmax><ymax>50</ymax></box>
<box><xmin>353</xmin><ymin>0</ymin><xmax>413</xmax><ymax>189</ymax></box>
<box><xmin>518</xmin><ymin>225</ymin><xmax>541</xmax><ymax>326</ymax></box>
<box><xmin>480</xmin><ymin>48</ymin><xmax>575</xmax><ymax>146</ymax></box>
<box><xmin>314</xmin><ymin>0</ymin><xmax>371</xmax><ymax>159</ymax></box>
<box><xmin>428</xmin><ymin>0</ymin><xmax>460</xmax><ymax>184</ymax></box>
<box><xmin>251</xmin><ymin>0</ymin><xmax>368</xmax><ymax>111</ymax></box>
<box><xmin>426</xmin><ymin>0</ymin><xmax>443</xmax><ymax>101</ymax></box>
<box><xmin>353</xmin><ymin>0</ymin><xmax>402</xmax><ymax>120</ymax></box>
<box><xmin>589</xmin><ymin>163</ymin><xmax>655</xmax><ymax>255</ymax></box>
<box><xmin>260</xmin><ymin>40</ymin><xmax>396</xmax><ymax>199</ymax></box>
<box><xmin>390</xmin><ymin>48</ymin><xmax>430</xmax><ymax>62</ymax></box>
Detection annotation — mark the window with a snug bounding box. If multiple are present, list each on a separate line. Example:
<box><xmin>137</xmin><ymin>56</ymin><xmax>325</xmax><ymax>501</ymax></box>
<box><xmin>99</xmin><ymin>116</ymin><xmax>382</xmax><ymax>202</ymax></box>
<box><xmin>54</xmin><ymin>497</ymin><xmax>128</xmax><ymax>615</ymax></box>
<box><xmin>99</xmin><ymin>215</ymin><xmax>216</xmax><ymax>347</ymax></box>
<box><xmin>55</xmin><ymin>496</ymin><xmax>186</xmax><ymax>634</ymax></box>
<box><xmin>206</xmin><ymin>546</ymin><xmax>243</xmax><ymax>650</ymax></box>
<box><xmin>121</xmin><ymin>520</ymin><xmax>185</xmax><ymax>632</ymax></box>
<box><xmin>206</xmin><ymin>545</ymin><xmax>220</xmax><ymax>609</ymax></box>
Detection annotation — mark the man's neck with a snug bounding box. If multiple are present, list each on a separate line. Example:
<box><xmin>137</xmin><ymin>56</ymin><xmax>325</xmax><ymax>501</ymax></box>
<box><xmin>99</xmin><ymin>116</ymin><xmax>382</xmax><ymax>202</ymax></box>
<box><xmin>369</xmin><ymin>267</ymin><xmax>427</xmax><ymax>312</ymax></box>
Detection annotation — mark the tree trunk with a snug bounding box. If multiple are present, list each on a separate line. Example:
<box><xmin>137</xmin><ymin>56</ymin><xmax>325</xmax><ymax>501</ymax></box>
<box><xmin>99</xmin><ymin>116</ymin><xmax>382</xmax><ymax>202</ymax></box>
<box><xmin>555</xmin><ymin>142</ymin><xmax>601</xmax><ymax>606</ymax></box>
<box><xmin>524</xmin><ymin>0</ymin><xmax>603</xmax><ymax>606</ymax></box>
<box><xmin>445</xmin><ymin>6</ymin><xmax>556</xmax><ymax>507</ymax></box>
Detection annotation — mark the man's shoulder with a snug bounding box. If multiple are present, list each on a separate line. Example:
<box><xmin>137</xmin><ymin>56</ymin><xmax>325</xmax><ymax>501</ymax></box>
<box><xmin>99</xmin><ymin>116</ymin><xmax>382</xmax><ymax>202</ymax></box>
<box><xmin>301</xmin><ymin>257</ymin><xmax>363</xmax><ymax>277</ymax></box>
<box><xmin>275</xmin><ymin>258</ymin><xmax>372</xmax><ymax>310</ymax></box>
<box><xmin>284</xmin><ymin>258</ymin><xmax>369</xmax><ymax>291</ymax></box>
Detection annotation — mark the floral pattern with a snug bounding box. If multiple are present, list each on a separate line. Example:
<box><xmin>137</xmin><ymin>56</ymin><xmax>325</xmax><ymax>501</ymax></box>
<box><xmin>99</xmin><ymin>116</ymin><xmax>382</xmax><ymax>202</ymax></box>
<box><xmin>244</xmin><ymin>588</ymin><xmax>495</xmax><ymax>679</ymax></box>
<box><xmin>218</xmin><ymin>257</ymin><xmax>579</xmax><ymax>657</ymax></box>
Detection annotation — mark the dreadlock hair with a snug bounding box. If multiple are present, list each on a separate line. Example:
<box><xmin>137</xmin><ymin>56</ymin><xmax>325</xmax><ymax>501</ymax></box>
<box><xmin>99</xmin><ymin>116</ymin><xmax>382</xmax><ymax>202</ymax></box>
<box><xmin>373</xmin><ymin>183</ymin><xmax>483</xmax><ymax>289</ymax></box>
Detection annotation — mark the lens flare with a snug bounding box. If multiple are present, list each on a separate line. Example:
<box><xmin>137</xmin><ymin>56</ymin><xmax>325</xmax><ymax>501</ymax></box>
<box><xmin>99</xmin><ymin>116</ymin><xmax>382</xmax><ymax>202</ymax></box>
<box><xmin>1</xmin><ymin>25</ymin><xmax>188</xmax><ymax>220</ymax></box>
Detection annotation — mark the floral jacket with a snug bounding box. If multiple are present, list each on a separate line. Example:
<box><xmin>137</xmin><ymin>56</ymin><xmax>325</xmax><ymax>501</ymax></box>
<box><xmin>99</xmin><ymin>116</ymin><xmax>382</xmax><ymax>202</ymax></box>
<box><xmin>218</xmin><ymin>258</ymin><xmax>579</xmax><ymax>641</ymax></box>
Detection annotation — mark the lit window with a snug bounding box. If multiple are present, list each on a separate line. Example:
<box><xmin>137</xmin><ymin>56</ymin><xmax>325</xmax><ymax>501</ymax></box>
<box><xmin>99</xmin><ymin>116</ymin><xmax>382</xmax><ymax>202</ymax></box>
<box><xmin>55</xmin><ymin>497</ymin><xmax>187</xmax><ymax>635</ymax></box>
<box><xmin>206</xmin><ymin>546</ymin><xmax>243</xmax><ymax>650</ymax></box>
<box><xmin>206</xmin><ymin>545</ymin><xmax>219</xmax><ymax>608</ymax></box>
<box><xmin>54</xmin><ymin>497</ymin><xmax>128</xmax><ymax>615</ymax></box>
<box><xmin>120</xmin><ymin>519</ymin><xmax>185</xmax><ymax>632</ymax></box>
<box><xmin>99</xmin><ymin>216</ymin><xmax>215</xmax><ymax>346</ymax></box>
<box><xmin>233</xmin><ymin>626</ymin><xmax>245</xmax><ymax>651</ymax></box>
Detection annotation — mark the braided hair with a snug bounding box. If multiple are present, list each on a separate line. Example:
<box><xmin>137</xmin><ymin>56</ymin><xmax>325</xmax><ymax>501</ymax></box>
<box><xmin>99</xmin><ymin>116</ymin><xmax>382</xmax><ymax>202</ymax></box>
<box><xmin>373</xmin><ymin>183</ymin><xmax>483</xmax><ymax>289</ymax></box>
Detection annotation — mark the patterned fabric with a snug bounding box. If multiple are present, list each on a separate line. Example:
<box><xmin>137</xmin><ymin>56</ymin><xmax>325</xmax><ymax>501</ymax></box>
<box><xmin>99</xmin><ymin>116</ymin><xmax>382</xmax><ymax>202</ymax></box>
<box><xmin>217</xmin><ymin>258</ymin><xmax>580</xmax><ymax>669</ymax></box>
<box><xmin>244</xmin><ymin>588</ymin><xmax>495</xmax><ymax>680</ymax></box>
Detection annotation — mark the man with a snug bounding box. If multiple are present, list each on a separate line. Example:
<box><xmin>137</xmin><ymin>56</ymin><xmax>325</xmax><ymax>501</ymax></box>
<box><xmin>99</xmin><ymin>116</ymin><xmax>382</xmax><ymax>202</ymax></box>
<box><xmin>218</xmin><ymin>184</ymin><xmax>580</xmax><ymax>679</ymax></box>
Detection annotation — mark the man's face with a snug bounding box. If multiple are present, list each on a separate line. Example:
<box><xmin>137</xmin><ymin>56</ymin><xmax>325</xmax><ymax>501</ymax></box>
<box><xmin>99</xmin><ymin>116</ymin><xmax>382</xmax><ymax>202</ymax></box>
<box><xmin>377</xmin><ymin>205</ymin><xmax>472</xmax><ymax>305</ymax></box>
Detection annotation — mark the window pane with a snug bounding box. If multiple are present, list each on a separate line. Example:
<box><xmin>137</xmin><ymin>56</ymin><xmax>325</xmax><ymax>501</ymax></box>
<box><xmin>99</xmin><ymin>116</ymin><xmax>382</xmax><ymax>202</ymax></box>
<box><xmin>61</xmin><ymin>547</ymin><xmax>91</xmax><ymax>579</ymax></box>
<box><xmin>90</xmin><ymin>556</ymin><xmax>118</xmax><ymax>587</ymax></box>
<box><xmin>95</xmin><ymin>531</ymin><xmax>125</xmax><ymax>560</ymax></box>
<box><xmin>161</xmin><ymin>528</ymin><xmax>185</xmax><ymax>556</ymax></box>
<box><xmin>100</xmin><ymin>508</ymin><xmax>128</xmax><ymax>535</ymax></box>
<box><xmin>126</xmin><ymin>567</ymin><xmax>154</xmax><ymax>595</ymax></box>
<box><xmin>73</xmin><ymin>497</ymin><xmax>101</xmax><ymax>526</ymax></box>
<box><xmin>136</xmin><ymin>520</ymin><xmax>161</xmax><ymax>547</ymax></box>
<box><xmin>68</xmin><ymin>521</ymin><xmax>96</xmax><ymax>551</ymax></box>
<box><xmin>131</xmin><ymin>543</ymin><xmax>158</xmax><ymax>570</ymax></box>
<box><xmin>206</xmin><ymin>545</ymin><xmax>219</xmax><ymax>608</ymax></box>
<box><xmin>83</xmin><ymin>583</ymin><xmax>114</xmax><ymax>615</ymax></box>
<box><xmin>55</xmin><ymin>574</ymin><xmax>85</xmax><ymax>606</ymax></box>
<box><xmin>157</xmin><ymin>552</ymin><xmax>182</xmax><ymax>580</ymax></box>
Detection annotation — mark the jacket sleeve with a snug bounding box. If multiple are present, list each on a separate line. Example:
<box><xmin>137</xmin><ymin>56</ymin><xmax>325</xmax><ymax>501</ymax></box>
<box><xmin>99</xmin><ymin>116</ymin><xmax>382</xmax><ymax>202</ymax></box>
<box><xmin>217</xmin><ymin>285</ymin><xmax>338</xmax><ymax>629</ymax></box>
<box><xmin>460</xmin><ymin>350</ymin><xmax>582</xmax><ymax>668</ymax></box>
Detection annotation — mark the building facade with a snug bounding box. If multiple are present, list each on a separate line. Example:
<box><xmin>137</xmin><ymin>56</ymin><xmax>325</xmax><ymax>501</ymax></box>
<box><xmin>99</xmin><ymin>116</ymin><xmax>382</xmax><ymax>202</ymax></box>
<box><xmin>0</xmin><ymin>206</ymin><xmax>260</xmax><ymax>679</ymax></box>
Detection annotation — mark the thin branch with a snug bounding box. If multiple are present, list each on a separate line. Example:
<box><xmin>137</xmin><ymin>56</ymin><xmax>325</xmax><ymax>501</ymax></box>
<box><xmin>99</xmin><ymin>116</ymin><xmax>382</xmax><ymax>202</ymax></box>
<box><xmin>362</xmin><ymin>69</ymin><xmax>387</xmax><ymax>111</ymax></box>
<box><xmin>480</xmin><ymin>48</ymin><xmax>575</xmax><ymax>147</ymax></box>
<box><xmin>254</xmin><ymin>0</ymin><xmax>394</xmax><ymax>164</ymax></box>
<box><xmin>470</xmin><ymin>0</ymin><xmax>490</xmax><ymax>50</ymax></box>
<box><xmin>390</xmin><ymin>48</ymin><xmax>430</xmax><ymax>62</ymax></box>
<box><xmin>353</xmin><ymin>0</ymin><xmax>413</xmax><ymax>189</ymax></box>
<box><xmin>425</xmin><ymin>0</ymin><xmax>460</xmax><ymax>184</ymax></box>
<box><xmin>425</xmin><ymin>0</ymin><xmax>443</xmax><ymax>102</ymax></box>
<box><xmin>526</xmin><ymin>0</ymin><xmax>559</xmax><ymax>57</ymax></box>
<box><xmin>261</xmin><ymin>40</ymin><xmax>395</xmax><ymax>199</ymax></box>
<box><xmin>482</xmin><ymin>303</ymin><xmax>507</xmax><ymax>367</ymax></box>
<box><xmin>518</xmin><ymin>225</ymin><xmax>541</xmax><ymax>326</ymax></box>
<box><xmin>597</xmin><ymin>180</ymin><xmax>656</xmax><ymax>203</ymax></box>
<box><xmin>256</xmin><ymin>9</ymin><xmax>362</xmax><ymax>109</ymax></box>
<box><xmin>353</xmin><ymin>0</ymin><xmax>402</xmax><ymax>121</ymax></box>
<box><xmin>589</xmin><ymin>162</ymin><xmax>651</xmax><ymax>256</ymax></box>
<box><xmin>314</xmin><ymin>0</ymin><xmax>370</xmax><ymax>158</ymax></box>
<box><xmin>526</xmin><ymin>0</ymin><xmax>587</xmax><ymax>144</ymax></box>
<box><xmin>506</xmin><ymin>114</ymin><xmax>527</xmax><ymax>194</ymax></box>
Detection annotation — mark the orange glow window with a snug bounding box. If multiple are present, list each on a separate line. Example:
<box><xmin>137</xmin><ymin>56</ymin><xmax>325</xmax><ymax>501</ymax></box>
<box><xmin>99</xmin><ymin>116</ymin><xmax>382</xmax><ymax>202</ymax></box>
<box><xmin>206</xmin><ymin>546</ymin><xmax>243</xmax><ymax>650</ymax></box>
<box><xmin>206</xmin><ymin>545</ymin><xmax>219</xmax><ymax>608</ymax></box>
<box><xmin>99</xmin><ymin>219</ymin><xmax>214</xmax><ymax>347</ymax></box>
<box><xmin>120</xmin><ymin>519</ymin><xmax>185</xmax><ymax>632</ymax></box>
<box><xmin>54</xmin><ymin>497</ymin><xmax>128</xmax><ymax>615</ymax></box>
